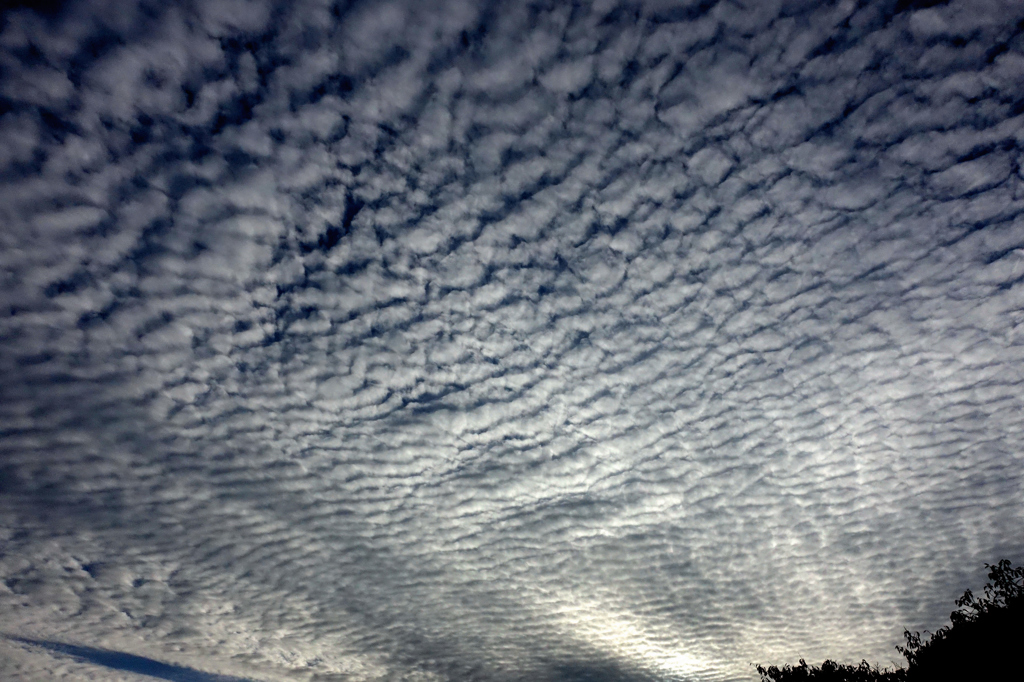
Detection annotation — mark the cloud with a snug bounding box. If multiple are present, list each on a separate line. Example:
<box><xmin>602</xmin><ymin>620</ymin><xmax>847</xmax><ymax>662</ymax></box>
<box><xmin>1</xmin><ymin>0</ymin><xmax>1024</xmax><ymax>680</ymax></box>
<box><xmin>5</xmin><ymin>637</ymin><xmax>258</xmax><ymax>682</ymax></box>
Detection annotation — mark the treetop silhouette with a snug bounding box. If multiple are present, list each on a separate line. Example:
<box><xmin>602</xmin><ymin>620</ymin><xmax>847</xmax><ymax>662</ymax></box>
<box><xmin>757</xmin><ymin>559</ymin><xmax>1024</xmax><ymax>682</ymax></box>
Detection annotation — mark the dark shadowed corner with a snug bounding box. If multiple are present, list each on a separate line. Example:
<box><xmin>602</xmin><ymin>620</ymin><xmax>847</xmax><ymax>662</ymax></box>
<box><xmin>3</xmin><ymin>635</ymin><xmax>259</xmax><ymax>682</ymax></box>
<box><xmin>0</xmin><ymin>0</ymin><xmax>66</xmax><ymax>21</ymax></box>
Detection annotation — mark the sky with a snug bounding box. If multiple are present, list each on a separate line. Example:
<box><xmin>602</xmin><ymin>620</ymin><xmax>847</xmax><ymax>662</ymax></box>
<box><xmin>1</xmin><ymin>0</ymin><xmax>1023</xmax><ymax>680</ymax></box>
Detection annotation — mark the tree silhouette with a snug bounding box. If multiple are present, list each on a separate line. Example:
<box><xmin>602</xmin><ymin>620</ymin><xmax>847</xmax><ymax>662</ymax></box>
<box><xmin>756</xmin><ymin>560</ymin><xmax>1024</xmax><ymax>682</ymax></box>
<box><xmin>755</xmin><ymin>658</ymin><xmax>905</xmax><ymax>682</ymax></box>
<box><xmin>897</xmin><ymin>559</ymin><xmax>1023</xmax><ymax>682</ymax></box>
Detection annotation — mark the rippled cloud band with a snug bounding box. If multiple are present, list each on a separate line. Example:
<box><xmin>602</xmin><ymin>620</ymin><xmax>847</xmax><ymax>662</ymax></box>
<box><xmin>1</xmin><ymin>0</ymin><xmax>1023</xmax><ymax>680</ymax></box>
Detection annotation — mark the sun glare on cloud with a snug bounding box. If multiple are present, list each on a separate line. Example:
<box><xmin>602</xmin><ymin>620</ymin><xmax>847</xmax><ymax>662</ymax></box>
<box><xmin>547</xmin><ymin>594</ymin><xmax>715</xmax><ymax>680</ymax></box>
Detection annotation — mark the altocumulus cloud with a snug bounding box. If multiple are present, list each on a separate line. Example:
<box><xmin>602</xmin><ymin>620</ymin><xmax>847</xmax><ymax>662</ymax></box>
<box><xmin>1</xmin><ymin>0</ymin><xmax>1024</xmax><ymax>680</ymax></box>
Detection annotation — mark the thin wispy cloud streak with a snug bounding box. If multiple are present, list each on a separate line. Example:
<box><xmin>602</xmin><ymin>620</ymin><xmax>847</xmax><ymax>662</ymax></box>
<box><xmin>0</xmin><ymin>0</ymin><xmax>1023</xmax><ymax>680</ymax></box>
<box><xmin>4</xmin><ymin>636</ymin><xmax>259</xmax><ymax>682</ymax></box>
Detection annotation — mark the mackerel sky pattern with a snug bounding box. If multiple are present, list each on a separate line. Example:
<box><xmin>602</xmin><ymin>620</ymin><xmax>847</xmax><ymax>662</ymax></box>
<box><xmin>1</xmin><ymin>0</ymin><xmax>1024</xmax><ymax>680</ymax></box>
